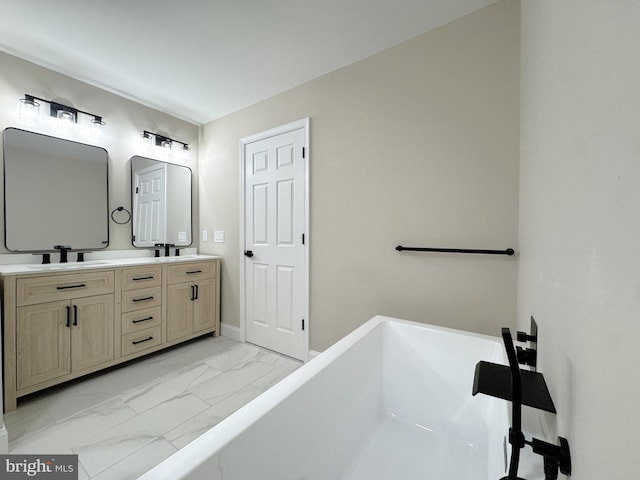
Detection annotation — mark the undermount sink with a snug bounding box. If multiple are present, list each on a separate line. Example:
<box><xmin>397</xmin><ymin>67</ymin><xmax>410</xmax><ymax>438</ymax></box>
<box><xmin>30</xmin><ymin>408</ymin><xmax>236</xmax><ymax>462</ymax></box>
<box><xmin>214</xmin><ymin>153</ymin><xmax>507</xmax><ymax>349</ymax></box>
<box><xmin>26</xmin><ymin>261</ymin><xmax>108</xmax><ymax>270</ymax></box>
<box><xmin>156</xmin><ymin>255</ymin><xmax>197</xmax><ymax>262</ymax></box>
<box><xmin>3</xmin><ymin>255</ymin><xmax>204</xmax><ymax>274</ymax></box>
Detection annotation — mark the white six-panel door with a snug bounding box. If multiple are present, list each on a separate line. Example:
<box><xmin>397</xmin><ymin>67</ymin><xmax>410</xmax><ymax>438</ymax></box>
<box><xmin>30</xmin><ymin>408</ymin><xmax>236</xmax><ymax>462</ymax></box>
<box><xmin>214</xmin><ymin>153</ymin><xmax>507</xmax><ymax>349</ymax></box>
<box><xmin>242</xmin><ymin>120</ymin><xmax>308</xmax><ymax>360</ymax></box>
<box><xmin>133</xmin><ymin>163</ymin><xmax>166</xmax><ymax>246</ymax></box>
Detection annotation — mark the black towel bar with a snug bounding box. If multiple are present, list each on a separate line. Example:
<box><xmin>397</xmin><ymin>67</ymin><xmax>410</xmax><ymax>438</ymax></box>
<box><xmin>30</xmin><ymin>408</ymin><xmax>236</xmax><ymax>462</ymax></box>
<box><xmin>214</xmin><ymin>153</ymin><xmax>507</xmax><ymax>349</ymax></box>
<box><xmin>395</xmin><ymin>245</ymin><xmax>514</xmax><ymax>256</ymax></box>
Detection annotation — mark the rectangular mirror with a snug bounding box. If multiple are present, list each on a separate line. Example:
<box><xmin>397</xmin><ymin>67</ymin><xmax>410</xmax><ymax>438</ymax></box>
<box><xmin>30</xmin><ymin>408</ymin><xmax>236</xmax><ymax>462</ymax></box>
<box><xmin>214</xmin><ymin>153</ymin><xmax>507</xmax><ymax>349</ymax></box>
<box><xmin>2</xmin><ymin>127</ymin><xmax>109</xmax><ymax>252</ymax></box>
<box><xmin>131</xmin><ymin>156</ymin><xmax>192</xmax><ymax>248</ymax></box>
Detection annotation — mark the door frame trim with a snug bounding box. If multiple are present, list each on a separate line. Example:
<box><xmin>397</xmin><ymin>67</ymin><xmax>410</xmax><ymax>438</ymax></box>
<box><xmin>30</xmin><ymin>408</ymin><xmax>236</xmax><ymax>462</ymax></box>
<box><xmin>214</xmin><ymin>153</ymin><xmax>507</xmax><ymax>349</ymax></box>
<box><xmin>239</xmin><ymin>118</ymin><xmax>310</xmax><ymax>361</ymax></box>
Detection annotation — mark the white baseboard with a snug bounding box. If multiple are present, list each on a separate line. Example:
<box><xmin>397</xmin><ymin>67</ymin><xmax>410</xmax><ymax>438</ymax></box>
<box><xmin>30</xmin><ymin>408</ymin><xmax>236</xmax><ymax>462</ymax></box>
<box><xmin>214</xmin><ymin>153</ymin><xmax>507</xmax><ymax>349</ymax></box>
<box><xmin>308</xmin><ymin>350</ymin><xmax>322</xmax><ymax>360</ymax></box>
<box><xmin>0</xmin><ymin>426</ymin><xmax>8</xmax><ymax>453</ymax></box>
<box><xmin>220</xmin><ymin>323</ymin><xmax>321</xmax><ymax>362</ymax></box>
<box><xmin>220</xmin><ymin>322</ymin><xmax>241</xmax><ymax>342</ymax></box>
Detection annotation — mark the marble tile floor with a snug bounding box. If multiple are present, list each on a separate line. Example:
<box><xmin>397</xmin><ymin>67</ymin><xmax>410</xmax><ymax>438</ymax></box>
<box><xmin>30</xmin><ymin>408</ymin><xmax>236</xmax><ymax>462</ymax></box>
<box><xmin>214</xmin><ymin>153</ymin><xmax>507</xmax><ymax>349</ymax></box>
<box><xmin>3</xmin><ymin>335</ymin><xmax>302</xmax><ymax>479</ymax></box>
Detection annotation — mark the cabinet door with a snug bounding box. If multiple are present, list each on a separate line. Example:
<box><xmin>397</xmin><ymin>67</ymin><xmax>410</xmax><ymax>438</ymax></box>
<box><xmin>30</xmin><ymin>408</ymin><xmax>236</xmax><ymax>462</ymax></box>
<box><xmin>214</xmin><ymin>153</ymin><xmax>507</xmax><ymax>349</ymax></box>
<box><xmin>166</xmin><ymin>282</ymin><xmax>194</xmax><ymax>342</ymax></box>
<box><xmin>16</xmin><ymin>300</ymin><xmax>71</xmax><ymax>390</ymax></box>
<box><xmin>193</xmin><ymin>278</ymin><xmax>216</xmax><ymax>334</ymax></box>
<box><xmin>71</xmin><ymin>294</ymin><xmax>115</xmax><ymax>372</ymax></box>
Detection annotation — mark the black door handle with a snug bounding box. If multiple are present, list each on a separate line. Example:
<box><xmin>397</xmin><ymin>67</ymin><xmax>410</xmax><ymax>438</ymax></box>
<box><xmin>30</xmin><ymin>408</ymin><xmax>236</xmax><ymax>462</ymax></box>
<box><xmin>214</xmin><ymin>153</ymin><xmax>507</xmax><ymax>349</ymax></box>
<box><xmin>244</xmin><ymin>250</ymin><xmax>254</xmax><ymax>258</ymax></box>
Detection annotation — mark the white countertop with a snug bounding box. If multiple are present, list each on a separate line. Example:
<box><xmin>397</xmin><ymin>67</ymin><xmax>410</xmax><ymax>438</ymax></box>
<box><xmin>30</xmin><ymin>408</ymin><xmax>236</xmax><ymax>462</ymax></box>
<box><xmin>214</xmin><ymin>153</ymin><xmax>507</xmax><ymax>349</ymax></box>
<box><xmin>0</xmin><ymin>253</ymin><xmax>220</xmax><ymax>276</ymax></box>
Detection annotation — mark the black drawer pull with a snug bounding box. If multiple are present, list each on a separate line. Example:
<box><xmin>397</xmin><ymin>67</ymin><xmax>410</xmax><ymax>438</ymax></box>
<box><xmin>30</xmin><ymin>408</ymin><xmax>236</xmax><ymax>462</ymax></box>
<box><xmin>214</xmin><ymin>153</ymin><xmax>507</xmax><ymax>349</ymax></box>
<box><xmin>132</xmin><ymin>296</ymin><xmax>154</xmax><ymax>302</ymax></box>
<box><xmin>132</xmin><ymin>276</ymin><xmax>154</xmax><ymax>281</ymax></box>
<box><xmin>186</xmin><ymin>270</ymin><xmax>203</xmax><ymax>274</ymax></box>
<box><xmin>57</xmin><ymin>283</ymin><xmax>87</xmax><ymax>290</ymax></box>
<box><xmin>132</xmin><ymin>336</ymin><xmax>153</xmax><ymax>345</ymax></box>
<box><xmin>132</xmin><ymin>316</ymin><xmax>154</xmax><ymax>324</ymax></box>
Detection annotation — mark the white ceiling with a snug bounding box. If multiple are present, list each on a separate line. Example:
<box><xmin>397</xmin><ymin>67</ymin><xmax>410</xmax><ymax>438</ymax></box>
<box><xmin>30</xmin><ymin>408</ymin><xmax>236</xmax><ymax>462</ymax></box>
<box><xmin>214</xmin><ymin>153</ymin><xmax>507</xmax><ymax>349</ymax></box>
<box><xmin>0</xmin><ymin>0</ymin><xmax>497</xmax><ymax>125</ymax></box>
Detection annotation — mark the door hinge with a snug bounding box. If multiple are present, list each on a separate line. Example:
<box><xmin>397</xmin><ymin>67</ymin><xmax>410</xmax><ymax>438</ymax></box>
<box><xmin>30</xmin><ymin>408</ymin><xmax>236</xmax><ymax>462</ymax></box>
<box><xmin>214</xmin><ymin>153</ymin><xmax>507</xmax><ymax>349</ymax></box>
<box><xmin>136</xmin><ymin>186</ymin><xmax>139</xmax><ymax>194</ymax></box>
<box><xmin>302</xmin><ymin>319</ymin><xmax>305</xmax><ymax>331</ymax></box>
<box><xmin>302</xmin><ymin>233</ymin><xmax>305</xmax><ymax>245</ymax></box>
<box><xmin>132</xmin><ymin>235</ymin><xmax>136</xmax><ymax>242</ymax></box>
<box><xmin>302</xmin><ymin>146</ymin><xmax>306</xmax><ymax>159</ymax></box>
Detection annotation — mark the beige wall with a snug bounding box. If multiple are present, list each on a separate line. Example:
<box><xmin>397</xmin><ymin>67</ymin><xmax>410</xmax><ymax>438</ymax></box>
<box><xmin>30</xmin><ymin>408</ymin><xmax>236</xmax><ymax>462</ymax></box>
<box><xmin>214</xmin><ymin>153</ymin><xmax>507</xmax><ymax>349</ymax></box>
<box><xmin>200</xmin><ymin>0</ymin><xmax>520</xmax><ymax>351</ymax></box>
<box><xmin>519</xmin><ymin>1</ymin><xmax>640</xmax><ymax>478</ymax></box>
<box><xmin>0</xmin><ymin>51</ymin><xmax>199</xmax><ymax>255</ymax></box>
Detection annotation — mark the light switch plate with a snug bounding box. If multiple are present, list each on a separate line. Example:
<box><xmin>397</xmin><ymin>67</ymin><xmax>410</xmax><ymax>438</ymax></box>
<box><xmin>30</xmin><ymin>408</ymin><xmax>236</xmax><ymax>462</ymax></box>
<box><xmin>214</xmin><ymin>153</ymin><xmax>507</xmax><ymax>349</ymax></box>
<box><xmin>214</xmin><ymin>231</ymin><xmax>225</xmax><ymax>243</ymax></box>
<box><xmin>202</xmin><ymin>230</ymin><xmax>208</xmax><ymax>242</ymax></box>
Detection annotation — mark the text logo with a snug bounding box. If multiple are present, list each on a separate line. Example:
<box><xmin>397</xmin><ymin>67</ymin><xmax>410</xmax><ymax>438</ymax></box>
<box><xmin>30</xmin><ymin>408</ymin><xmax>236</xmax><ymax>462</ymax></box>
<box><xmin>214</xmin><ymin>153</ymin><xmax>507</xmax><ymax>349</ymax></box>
<box><xmin>0</xmin><ymin>455</ymin><xmax>77</xmax><ymax>479</ymax></box>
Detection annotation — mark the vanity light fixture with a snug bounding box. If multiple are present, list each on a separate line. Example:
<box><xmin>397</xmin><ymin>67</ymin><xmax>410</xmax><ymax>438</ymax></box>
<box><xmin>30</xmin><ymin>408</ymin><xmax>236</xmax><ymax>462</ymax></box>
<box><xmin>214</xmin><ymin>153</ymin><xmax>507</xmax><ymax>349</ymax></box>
<box><xmin>18</xmin><ymin>94</ymin><xmax>106</xmax><ymax>135</ymax></box>
<box><xmin>160</xmin><ymin>139</ymin><xmax>172</xmax><ymax>150</ymax></box>
<box><xmin>141</xmin><ymin>130</ymin><xmax>190</xmax><ymax>160</ymax></box>
<box><xmin>90</xmin><ymin>116</ymin><xmax>106</xmax><ymax>139</ymax></box>
<box><xmin>56</xmin><ymin>108</ymin><xmax>75</xmax><ymax>134</ymax></box>
<box><xmin>180</xmin><ymin>143</ymin><xmax>191</xmax><ymax>161</ymax></box>
<box><xmin>140</xmin><ymin>131</ymin><xmax>153</xmax><ymax>151</ymax></box>
<box><xmin>160</xmin><ymin>139</ymin><xmax>172</xmax><ymax>159</ymax></box>
<box><xmin>18</xmin><ymin>96</ymin><xmax>40</xmax><ymax>125</ymax></box>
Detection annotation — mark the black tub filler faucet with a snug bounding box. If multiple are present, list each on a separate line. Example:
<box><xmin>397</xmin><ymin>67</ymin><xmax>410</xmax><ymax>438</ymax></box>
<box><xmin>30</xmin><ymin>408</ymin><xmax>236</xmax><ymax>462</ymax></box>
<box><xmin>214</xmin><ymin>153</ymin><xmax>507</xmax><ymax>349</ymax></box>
<box><xmin>472</xmin><ymin>326</ymin><xmax>571</xmax><ymax>480</ymax></box>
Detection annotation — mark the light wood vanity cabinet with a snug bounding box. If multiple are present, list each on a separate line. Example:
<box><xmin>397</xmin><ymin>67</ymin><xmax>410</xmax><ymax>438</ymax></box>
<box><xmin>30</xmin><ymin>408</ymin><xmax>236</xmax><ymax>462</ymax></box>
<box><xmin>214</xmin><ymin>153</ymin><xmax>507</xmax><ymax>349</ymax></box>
<box><xmin>14</xmin><ymin>271</ymin><xmax>116</xmax><ymax>392</ymax></box>
<box><xmin>166</xmin><ymin>262</ymin><xmax>218</xmax><ymax>342</ymax></box>
<box><xmin>16</xmin><ymin>293</ymin><xmax>114</xmax><ymax>390</ymax></box>
<box><xmin>2</xmin><ymin>257</ymin><xmax>220</xmax><ymax>411</ymax></box>
<box><xmin>120</xmin><ymin>265</ymin><xmax>163</xmax><ymax>357</ymax></box>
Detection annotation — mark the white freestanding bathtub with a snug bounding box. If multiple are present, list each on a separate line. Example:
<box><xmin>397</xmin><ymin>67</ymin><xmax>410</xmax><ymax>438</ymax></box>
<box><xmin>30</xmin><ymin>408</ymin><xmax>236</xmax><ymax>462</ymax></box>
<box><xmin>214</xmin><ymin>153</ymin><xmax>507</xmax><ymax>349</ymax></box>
<box><xmin>140</xmin><ymin>315</ymin><xmax>511</xmax><ymax>479</ymax></box>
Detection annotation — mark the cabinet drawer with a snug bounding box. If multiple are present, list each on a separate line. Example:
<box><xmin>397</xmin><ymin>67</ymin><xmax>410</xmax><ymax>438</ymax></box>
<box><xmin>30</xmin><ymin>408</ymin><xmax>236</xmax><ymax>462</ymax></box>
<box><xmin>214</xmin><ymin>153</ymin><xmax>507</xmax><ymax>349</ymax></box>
<box><xmin>121</xmin><ymin>326</ymin><xmax>162</xmax><ymax>356</ymax></box>
<box><xmin>121</xmin><ymin>306</ymin><xmax>162</xmax><ymax>335</ymax></box>
<box><xmin>17</xmin><ymin>271</ymin><xmax>115</xmax><ymax>307</ymax></box>
<box><xmin>121</xmin><ymin>286</ymin><xmax>161</xmax><ymax>313</ymax></box>
<box><xmin>121</xmin><ymin>266</ymin><xmax>161</xmax><ymax>290</ymax></box>
<box><xmin>167</xmin><ymin>261</ymin><xmax>215</xmax><ymax>284</ymax></box>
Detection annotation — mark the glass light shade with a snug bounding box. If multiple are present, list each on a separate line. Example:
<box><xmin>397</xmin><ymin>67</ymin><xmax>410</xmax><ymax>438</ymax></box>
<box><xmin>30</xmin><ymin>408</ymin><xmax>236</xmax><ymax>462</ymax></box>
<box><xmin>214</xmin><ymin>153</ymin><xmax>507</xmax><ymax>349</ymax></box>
<box><xmin>90</xmin><ymin>117</ymin><xmax>106</xmax><ymax>140</ymax></box>
<box><xmin>56</xmin><ymin>109</ymin><xmax>75</xmax><ymax>134</ymax></box>
<box><xmin>180</xmin><ymin>144</ymin><xmax>191</xmax><ymax>161</ymax></box>
<box><xmin>19</xmin><ymin>97</ymin><xmax>40</xmax><ymax>125</ymax></box>
<box><xmin>140</xmin><ymin>132</ymin><xmax>152</xmax><ymax>152</ymax></box>
<box><xmin>160</xmin><ymin>139</ymin><xmax>172</xmax><ymax>159</ymax></box>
